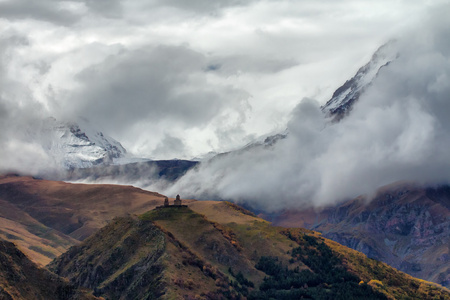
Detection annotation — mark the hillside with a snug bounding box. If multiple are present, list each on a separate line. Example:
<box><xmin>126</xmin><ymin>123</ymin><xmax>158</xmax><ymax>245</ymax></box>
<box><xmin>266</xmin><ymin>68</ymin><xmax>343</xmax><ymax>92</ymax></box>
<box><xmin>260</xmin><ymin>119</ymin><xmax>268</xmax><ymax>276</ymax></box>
<box><xmin>0</xmin><ymin>174</ymin><xmax>171</xmax><ymax>265</ymax></box>
<box><xmin>49</xmin><ymin>203</ymin><xmax>450</xmax><ymax>300</ymax></box>
<box><xmin>0</xmin><ymin>239</ymin><xmax>99</xmax><ymax>300</ymax></box>
<box><xmin>272</xmin><ymin>182</ymin><xmax>450</xmax><ymax>288</ymax></box>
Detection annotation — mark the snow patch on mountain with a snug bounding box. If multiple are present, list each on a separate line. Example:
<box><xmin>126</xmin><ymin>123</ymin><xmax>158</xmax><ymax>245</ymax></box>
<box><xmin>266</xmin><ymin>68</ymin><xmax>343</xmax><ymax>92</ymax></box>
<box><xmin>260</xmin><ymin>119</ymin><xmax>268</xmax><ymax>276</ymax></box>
<box><xmin>322</xmin><ymin>41</ymin><xmax>399</xmax><ymax>119</ymax></box>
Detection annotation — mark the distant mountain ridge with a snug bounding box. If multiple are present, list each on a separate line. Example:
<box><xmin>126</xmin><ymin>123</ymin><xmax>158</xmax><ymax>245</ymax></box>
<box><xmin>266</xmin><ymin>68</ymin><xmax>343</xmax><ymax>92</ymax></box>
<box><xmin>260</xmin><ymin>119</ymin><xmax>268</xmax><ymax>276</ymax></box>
<box><xmin>27</xmin><ymin>41</ymin><xmax>398</xmax><ymax>173</ymax></box>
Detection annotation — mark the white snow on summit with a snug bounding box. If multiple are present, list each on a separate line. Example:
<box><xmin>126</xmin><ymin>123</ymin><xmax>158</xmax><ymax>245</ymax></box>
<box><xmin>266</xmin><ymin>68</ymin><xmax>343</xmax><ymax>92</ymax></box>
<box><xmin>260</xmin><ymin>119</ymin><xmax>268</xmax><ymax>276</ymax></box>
<box><xmin>322</xmin><ymin>41</ymin><xmax>399</xmax><ymax>118</ymax></box>
<box><xmin>38</xmin><ymin>117</ymin><xmax>127</xmax><ymax>169</ymax></box>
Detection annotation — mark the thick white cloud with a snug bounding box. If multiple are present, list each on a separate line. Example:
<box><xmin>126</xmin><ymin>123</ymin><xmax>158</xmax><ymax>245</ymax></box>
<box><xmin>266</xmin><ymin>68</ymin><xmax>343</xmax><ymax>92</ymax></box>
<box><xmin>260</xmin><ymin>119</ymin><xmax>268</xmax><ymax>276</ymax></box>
<box><xmin>163</xmin><ymin>8</ymin><xmax>450</xmax><ymax>210</ymax></box>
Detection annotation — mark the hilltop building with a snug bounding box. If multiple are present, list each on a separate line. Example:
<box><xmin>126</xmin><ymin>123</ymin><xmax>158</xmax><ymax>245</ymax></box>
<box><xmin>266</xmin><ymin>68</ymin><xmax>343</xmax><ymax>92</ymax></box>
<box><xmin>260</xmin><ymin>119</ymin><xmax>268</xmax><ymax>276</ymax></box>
<box><xmin>155</xmin><ymin>194</ymin><xmax>187</xmax><ymax>209</ymax></box>
<box><xmin>174</xmin><ymin>195</ymin><xmax>182</xmax><ymax>206</ymax></box>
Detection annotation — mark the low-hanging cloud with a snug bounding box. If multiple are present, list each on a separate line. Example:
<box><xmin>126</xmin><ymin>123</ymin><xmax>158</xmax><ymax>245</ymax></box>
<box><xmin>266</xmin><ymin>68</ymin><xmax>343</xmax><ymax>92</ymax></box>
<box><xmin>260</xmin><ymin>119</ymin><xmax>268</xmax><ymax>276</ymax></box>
<box><xmin>0</xmin><ymin>32</ymin><xmax>60</xmax><ymax>175</ymax></box>
<box><xmin>162</xmin><ymin>8</ymin><xmax>450</xmax><ymax>211</ymax></box>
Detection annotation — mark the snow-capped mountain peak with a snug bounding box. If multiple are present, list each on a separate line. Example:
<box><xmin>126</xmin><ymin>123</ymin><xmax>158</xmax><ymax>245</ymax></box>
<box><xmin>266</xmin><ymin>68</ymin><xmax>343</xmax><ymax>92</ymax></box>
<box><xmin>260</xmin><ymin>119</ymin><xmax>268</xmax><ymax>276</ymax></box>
<box><xmin>40</xmin><ymin>117</ymin><xmax>126</xmax><ymax>169</ymax></box>
<box><xmin>322</xmin><ymin>40</ymin><xmax>399</xmax><ymax>120</ymax></box>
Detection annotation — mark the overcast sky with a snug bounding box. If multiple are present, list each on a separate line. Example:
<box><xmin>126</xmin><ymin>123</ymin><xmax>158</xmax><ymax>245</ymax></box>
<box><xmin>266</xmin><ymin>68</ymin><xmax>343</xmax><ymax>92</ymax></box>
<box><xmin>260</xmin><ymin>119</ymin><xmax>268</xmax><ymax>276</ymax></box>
<box><xmin>1</xmin><ymin>0</ymin><xmax>443</xmax><ymax>161</ymax></box>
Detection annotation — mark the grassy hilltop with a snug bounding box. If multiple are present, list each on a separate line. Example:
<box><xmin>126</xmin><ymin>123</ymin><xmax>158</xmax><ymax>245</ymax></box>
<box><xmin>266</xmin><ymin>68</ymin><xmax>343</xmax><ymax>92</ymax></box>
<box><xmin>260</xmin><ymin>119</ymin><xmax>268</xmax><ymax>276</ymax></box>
<box><xmin>49</xmin><ymin>203</ymin><xmax>449</xmax><ymax>299</ymax></box>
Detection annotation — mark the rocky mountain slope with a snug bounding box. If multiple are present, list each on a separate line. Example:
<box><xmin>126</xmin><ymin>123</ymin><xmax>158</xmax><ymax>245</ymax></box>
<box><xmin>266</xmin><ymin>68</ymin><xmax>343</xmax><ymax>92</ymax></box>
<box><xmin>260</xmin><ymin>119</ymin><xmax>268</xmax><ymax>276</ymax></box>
<box><xmin>0</xmin><ymin>239</ymin><xmax>99</xmax><ymax>300</ymax></box>
<box><xmin>272</xmin><ymin>182</ymin><xmax>450</xmax><ymax>288</ymax></box>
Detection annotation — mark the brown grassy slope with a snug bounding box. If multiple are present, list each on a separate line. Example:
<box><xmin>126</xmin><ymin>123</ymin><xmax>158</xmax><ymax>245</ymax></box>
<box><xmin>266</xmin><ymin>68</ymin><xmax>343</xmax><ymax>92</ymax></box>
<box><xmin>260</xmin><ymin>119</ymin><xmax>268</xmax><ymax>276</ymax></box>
<box><xmin>1</xmin><ymin>175</ymin><xmax>448</xmax><ymax>298</ymax></box>
<box><xmin>0</xmin><ymin>174</ymin><xmax>170</xmax><ymax>265</ymax></box>
<box><xmin>0</xmin><ymin>191</ymin><xmax>79</xmax><ymax>266</ymax></box>
<box><xmin>0</xmin><ymin>175</ymin><xmax>167</xmax><ymax>239</ymax></box>
<box><xmin>0</xmin><ymin>239</ymin><xmax>99</xmax><ymax>300</ymax></box>
<box><xmin>48</xmin><ymin>217</ymin><xmax>167</xmax><ymax>299</ymax></box>
<box><xmin>0</xmin><ymin>212</ymin><xmax>78</xmax><ymax>266</ymax></box>
<box><xmin>187</xmin><ymin>200</ymin><xmax>258</xmax><ymax>224</ymax></box>
<box><xmin>337</xmin><ymin>243</ymin><xmax>450</xmax><ymax>300</ymax></box>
